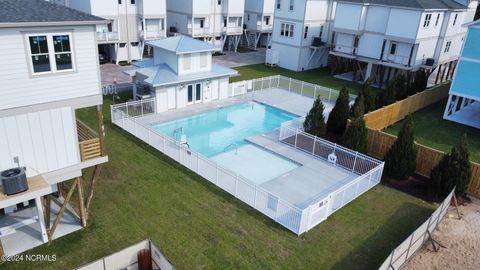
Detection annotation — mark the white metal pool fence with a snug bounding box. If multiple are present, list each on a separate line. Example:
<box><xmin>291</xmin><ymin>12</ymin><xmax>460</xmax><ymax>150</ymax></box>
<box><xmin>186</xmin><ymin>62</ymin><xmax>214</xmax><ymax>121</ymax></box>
<box><xmin>230</xmin><ymin>75</ymin><xmax>357</xmax><ymax>103</ymax></box>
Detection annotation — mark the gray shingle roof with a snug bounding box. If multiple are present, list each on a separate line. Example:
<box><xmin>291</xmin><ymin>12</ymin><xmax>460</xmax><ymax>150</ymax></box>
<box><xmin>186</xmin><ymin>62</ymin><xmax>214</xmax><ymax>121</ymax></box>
<box><xmin>0</xmin><ymin>0</ymin><xmax>105</xmax><ymax>25</ymax></box>
<box><xmin>337</xmin><ymin>0</ymin><xmax>468</xmax><ymax>10</ymax></box>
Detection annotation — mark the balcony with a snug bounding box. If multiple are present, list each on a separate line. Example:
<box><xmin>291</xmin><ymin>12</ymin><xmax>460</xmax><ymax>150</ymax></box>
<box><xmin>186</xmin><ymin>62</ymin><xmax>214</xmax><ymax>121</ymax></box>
<box><xmin>77</xmin><ymin>120</ymin><xmax>102</xmax><ymax>162</ymax></box>
<box><xmin>222</xmin><ymin>26</ymin><xmax>243</xmax><ymax>35</ymax></box>
<box><xmin>187</xmin><ymin>26</ymin><xmax>211</xmax><ymax>37</ymax></box>
<box><xmin>382</xmin><ymin>53</ymin><xmax>411</xmax><ymax>67</ymax></box>
<box><xmin>256</xmin><ymin>22</ymin><xmax>273</xmax><ymax>32</ymax></box>
<box><xmin>139</xmin><ymin>30</ymin><xmax>166</xmax><ymax>40</ymax></box>
<box><xmin>96</xmin><ymin>32</ymin><xmax>119</xmax><ymax>43</ymax></box>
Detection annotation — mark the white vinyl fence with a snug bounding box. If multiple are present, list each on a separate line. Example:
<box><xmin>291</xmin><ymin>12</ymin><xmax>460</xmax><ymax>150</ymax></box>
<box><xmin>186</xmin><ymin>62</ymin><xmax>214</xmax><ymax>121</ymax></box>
<box><xmin>229</xmin><ymin>75</ymin><xmax>356</xmax><ymax>103</ymax></box>
<box><xmin>111</xmin><ymin>104</ymin><xmax>306</xmax><ymax>234</ymax></box>
<box><xmin>279</xmin><ymin>120</ymin><xmax>385</xmax><ymax>231</ymax></box>
<box><xmin>378</xmin><ymin>188</ymin><xmax>456</xmax><ymax>270</ymax></box>
<box><xmin>76</xmin><ymin>239</ymin><xmax>175</xmax><ymax>270</ymax></box>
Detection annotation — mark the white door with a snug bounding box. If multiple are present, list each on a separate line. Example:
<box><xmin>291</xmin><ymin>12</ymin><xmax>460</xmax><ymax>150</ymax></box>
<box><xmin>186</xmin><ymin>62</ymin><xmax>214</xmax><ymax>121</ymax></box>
<box><xmin>203</xmin><ymin>82</ymin><xmax>212</xmax><ymax>102</ymax></box>
<box><xmin>212</xmin><ymin>80</ymin><xmax>219</xmax><ymax>100</ymax></box>
<box><xmin>167</xmin><ymin>87</ymin><xmax>176</xmax><ymax>109</ymax></box>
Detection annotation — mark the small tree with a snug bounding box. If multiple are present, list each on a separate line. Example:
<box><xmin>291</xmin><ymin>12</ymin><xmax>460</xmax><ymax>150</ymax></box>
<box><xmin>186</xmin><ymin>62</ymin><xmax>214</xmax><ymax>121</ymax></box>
<box><xmin>327</xmin><ymin>87</ymin><xmax>350</xmax><ymax>136</ymax></box>
<box><xmin>394</xmin><ymin>73</ymin><xmax>408</xmax><ymax>100</ymax></box>
<box><xmin>361</xmin><ymin>80</ymin><xmax>376</xmax><ymax>113</ymax></box>
<box><xmin>304</xmin><ymin>95</ymin><xmax>327</xmax><ymax>138</ymax></box>
<box><xmin>431</xmin><ymin>135</ymin><xmax>472</xmax><ymax>197</ymax></box>
<box><xmin>341</xmin><ymin>116</ymin><xmax>368</xmax><ymax>153</ymax></box>
<box><xmin>383</xmin><ymin>79</ymin><xmax>397</xmax><ymax>106</ymax></box>
<box><xmin>350</xmin><ymin>93</ymin><xmax>365</xmax><ymax>118</ymax></box>
<box><xmin>411</xmin><ymin>70</ymin><xmax>428</xmax><ymax>94</ymax></box>
<box><xmin>384</xmin><ymin>116</ymin><xmax>417</xmax><ymax>180</ymax></box>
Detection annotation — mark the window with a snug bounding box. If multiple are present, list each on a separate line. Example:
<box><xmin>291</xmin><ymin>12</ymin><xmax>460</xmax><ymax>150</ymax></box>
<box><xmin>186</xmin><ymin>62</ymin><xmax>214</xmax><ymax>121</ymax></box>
<box><xmin>319</xmin><ymin>25</ymin><xmax>324</xmax><ymax>40</ymax></box>
<box><xmin>304</xmin><ymin>26</ymin><xmax>308</xmax><ymax>39</ymax></box>
<box><xmin>29</xmin><ymin>36</ymin><xmax>50</xmax><ymax>73</ymax></box>
<box><xmin>130</xmin><ymin>0</ymin><xmax>135</xmax><ymax>4</ymax></box>
<box><xmin>200</xmin><ymin>19</ymin><xmax>204</xmax><ymax>28</ymax></box>
<box><xmin>28</xmin><ymin>34</ymin><xmax>74</xmax><ymax>74</ymax></box>
<box><xmin>118</xmin><ymin>0</ymin><xmax>122</xmax><ymax>4</ymax></box>
<box><xmin>131</xmin><ymin>42</ymin><xmax>139</xmax><ymax>47</ymax></box>
<box><xmin>435</xmin><ymin>14</ymin><xmax>440</xmax><ymax>26</ymax></box>
<box><xmin>247</xmin><ymin>14</ymin><xmax>250</xmax><ymax>21</ymax></box>
<box><xmin>390</xmin><ymin>42</ymin><xmax>397</xmax><ymax>55</ymax></box>
<box><xmin>217</xmin><ymin>0</ymin><xmax>221</xmax><ymax>5</ymax></box>
<box><xmin>280</xmin><ymin>23</ymin><xmax>294</xmax><ymax>37</ymax></box>
<box><xmin>423</xmin><ymin>13</ymin><xmax>432</xmax><ymax>28</ymax></box>
<box><xmin>183</xmin><ymin>54</ymin><xmax>191</xmax><ymax>70</ymax></box>
<box><xmin>453</xmin><ymin>14</ymin><xmax>458</xmax><ymax>26</ymax></box>
<box><xmin>289</xmin><ymin>0</ymin><xmax>294</xmax><ymax>11</ymax></box>
<box><xmin>444</xmin><ymin>41</ymin><xmax>452</xmax><ymax>53</ymax></box>
<box><xmin>52</xmin><ymin>35</ymin><xmax>72</xmax><ymax>71</ymax></box>
<box><xmin>276</xmin><ymin>0</ymin><xmax>281</xmax><ymax>10</ymax></box>
<box><xmin>223</xmin><ymin>17</ymin><xmax>227</xmax><ymax>27</ymax></box>
<box><xmin>200</xmin><ymin>52</ymin><xmax>208</xmax><ymax>68</ymax></box>
<box><xmin>265</xmin><ymin>16</ymin><xmax>270</xmax><ymax>25</ymax></box>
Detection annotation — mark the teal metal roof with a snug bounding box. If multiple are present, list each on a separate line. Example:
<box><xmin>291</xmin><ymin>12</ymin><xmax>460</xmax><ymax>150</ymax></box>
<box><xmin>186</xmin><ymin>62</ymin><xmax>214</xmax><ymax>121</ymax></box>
<box><xmin>146</xmin><ymin>36</ymin><xmax>221</xmax><ymax>55</ymax></box>
<box><xmin>450</xmin><ymin>60</ymin><xmax>480</xmax><ymax>100</ymax></box>
<box><xmin>124</xmin><ymin>64</ymin><xmax>238</xmax><ymax>87</ymax></box>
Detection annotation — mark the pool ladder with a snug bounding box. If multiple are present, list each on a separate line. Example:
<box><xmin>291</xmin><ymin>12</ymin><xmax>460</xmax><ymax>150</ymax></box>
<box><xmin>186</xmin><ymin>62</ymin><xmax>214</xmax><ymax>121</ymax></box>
<box><xmin>173</xmin><ymin>127</ymin><xmax>190</xmax><ymax>149</ymax></box>
<box><xmin>224</xmin><ymin>143</ymin><xmax>238</xmax><ymax>155</ymax></box>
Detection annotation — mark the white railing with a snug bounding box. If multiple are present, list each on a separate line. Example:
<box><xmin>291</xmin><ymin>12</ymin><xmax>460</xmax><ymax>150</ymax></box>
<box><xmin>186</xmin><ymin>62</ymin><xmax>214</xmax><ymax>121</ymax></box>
<box><xmin>140</xmin><ymin>30</ymin><xmax>166</xmax><ymax>40</ymax></box>
<box><xmin>223</xmin><ymin>26</ymin><xmax>243</xmax><ymax>35</ymax></box>
<box><xmin>97</xmin><ymin>32</ymin><xmax>119</xmax><ymax>42</ymax></box>
<box><xmin>378</xmin><ymin>188</ymin><xmax>456</xmax><ymax>270</ymax></box>
<box><xmin>256</xmin><ymin>22</ymin><xmax>273</xmax><ymax>32</ymax></box>
<box><xmin>382</xmin><ymin>53</ymin><xmax>411</xmax><ymax>66</ymax></box>
<box><xmin>111</xmin><ymin>98</ymin><xmax>156</xmax><ymax>118</ymax></box>
<box><xmin>187</xmin><ymin>27</ymin><xmax>211</xmax><ymax>37</ymax></box>
<box><xmin>229</xmin><ymin>75</ymin><xmax>356</xmax><ymax>104</ymax></box>
<box><xmin>111</xmin><ymin>106</ymin><xmax>305</xmax><ymax>234</ymax></box>
<box><xmin>279</xmin><ymin>121</ymin><xmax>385</xmax><ymax>232</ymax></box>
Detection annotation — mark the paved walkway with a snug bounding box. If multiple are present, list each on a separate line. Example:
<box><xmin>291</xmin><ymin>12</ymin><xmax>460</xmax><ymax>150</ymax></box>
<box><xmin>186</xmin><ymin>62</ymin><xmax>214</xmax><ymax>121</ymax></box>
<box><xmin>213</xmin><ymin>48</ymin><xmax>266</xmax><ymax>68</ymax></box>
<box><xmin>100</xmin><ymin>63</ymin><xmax>132</xmax><ymax>87</ymax></box>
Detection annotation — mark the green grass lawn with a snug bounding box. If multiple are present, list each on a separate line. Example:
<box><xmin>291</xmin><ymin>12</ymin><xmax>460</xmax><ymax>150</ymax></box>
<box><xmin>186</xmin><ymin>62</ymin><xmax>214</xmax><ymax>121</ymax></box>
<box><xmin>2</xmin><ymin>97</ymin><xmax>434</xmax><ymax>270</ymax></box>
<box><xmin>231</xmin><ymin>64</ymin><xmax>369</xmax><ymax>95</ymax></box>
<box><xmin>384</xmin><ymin>100</ymin><xmax>480</xmax><ymax>163</ymax></box>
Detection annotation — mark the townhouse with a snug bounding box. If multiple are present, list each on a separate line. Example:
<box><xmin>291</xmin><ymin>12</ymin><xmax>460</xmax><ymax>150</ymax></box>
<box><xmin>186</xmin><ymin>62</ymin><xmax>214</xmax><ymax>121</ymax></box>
<box><xmin>62</xmin><ymin>0</ymin><xmax>167</xmax><ymax>63</ymax></box>
<box><xmin>330</xmin><ymin>0</ymin><xmax>478</xmax><ymax>86</ymax></box>
<box><xmin>268</xmin><ymin>0</ymin><xmax>336</xmax><ymax>71</ymax></box>
<box><xmin>166</xmin><ymin>0</ymin><xmax>245</xmax><ymax>52</ymax></box>
<box><xmin>444</xmin><ymin>19</ymin><xmax>480</xmax><ymax>128</ymax></box>
<box><xmin>244</xmin><ymin>0</ymin><xmax>275</xmax><ymax>50</ymax></box>
<box><xmin>0</xmin><ymin>0</ymin><xmax>108</xmax><ymax>255</ymax></box>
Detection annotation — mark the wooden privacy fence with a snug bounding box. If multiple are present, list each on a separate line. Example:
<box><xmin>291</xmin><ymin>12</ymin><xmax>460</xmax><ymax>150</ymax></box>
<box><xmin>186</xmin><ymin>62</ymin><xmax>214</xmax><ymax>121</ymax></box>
<box><xmin>77</xmin><ymin>119</ymin><xmax>102</xmax><ymax>162</ymax></box>
<box><xmin>367</xmin><ymin>129</ymin><xmax>480</xmax><ymax>198</ymax></box>
<box><xmin>364</xmin><ymin>83</ymin><xmax>450</xmax><ymax>130</ymax></box>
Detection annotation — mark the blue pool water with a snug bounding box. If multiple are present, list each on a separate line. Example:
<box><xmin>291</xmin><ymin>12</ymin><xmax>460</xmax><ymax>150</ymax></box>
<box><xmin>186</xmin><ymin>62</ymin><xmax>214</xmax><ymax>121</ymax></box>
<box><xmin>152</xmin><ymin>102</ymin><xmax>297</xmax><ymax>157</ymax></box>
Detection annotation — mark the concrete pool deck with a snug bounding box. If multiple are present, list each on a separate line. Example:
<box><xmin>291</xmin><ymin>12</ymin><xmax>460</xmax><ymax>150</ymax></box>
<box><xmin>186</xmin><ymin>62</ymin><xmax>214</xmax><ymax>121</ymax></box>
<box><xmin>246</xmin><ymin>131</ymin><xmax>357</xmax><ymax>209</ymax></box>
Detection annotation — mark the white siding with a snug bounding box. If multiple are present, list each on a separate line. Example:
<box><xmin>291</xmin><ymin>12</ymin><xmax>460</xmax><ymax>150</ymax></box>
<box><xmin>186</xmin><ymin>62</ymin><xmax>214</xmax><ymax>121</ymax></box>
<box><xmin>334</xmin><ymin>3</ymin><xmax>362</xmax><ymax>31</ymax></box>
<box><xmin>0</xmin><ymin>25</ymin><xmax>101</xmax><ymax>110</ymax></box>
<box><xmin>0</xmin><ymin>107</ymin><xmax>79</xmax><ymax>177</ymax></box>
<box><xmin>364</xmin><ymin>6</ymin><xmax>389</xmax><ymax>33</ymax></box>
<box><xmin>385</xmin><ymin>9</ymin><xmax>421</xmax><ymax>40</ymax></box>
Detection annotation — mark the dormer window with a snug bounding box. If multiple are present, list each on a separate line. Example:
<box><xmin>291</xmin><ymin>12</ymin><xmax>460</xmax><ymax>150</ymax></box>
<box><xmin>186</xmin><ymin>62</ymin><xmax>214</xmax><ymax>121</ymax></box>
<box><xmin>28</xmin><ymin>33</ymin><xmax>74</xmax><ymax>75</ymax></box>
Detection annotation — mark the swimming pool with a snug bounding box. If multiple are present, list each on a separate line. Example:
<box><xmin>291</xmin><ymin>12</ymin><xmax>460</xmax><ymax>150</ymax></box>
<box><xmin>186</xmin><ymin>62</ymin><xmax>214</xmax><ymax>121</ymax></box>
<box><xmin>152</xmin><ymin>102</ymin><xmax>298</xmax><ymax>157</ymax></box>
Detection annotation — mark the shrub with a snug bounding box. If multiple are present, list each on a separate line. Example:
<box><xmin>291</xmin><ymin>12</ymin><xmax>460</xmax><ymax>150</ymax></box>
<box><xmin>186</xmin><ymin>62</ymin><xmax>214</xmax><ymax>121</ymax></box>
<box><xmin>304</xmin><ymin>95</ymin><xmax>326</xmax><ymax>138</ymax></box>
<box><xmin>350</xmin><ymin>92</ymin><xmax>365</xmax><ymax>118</ymax></box>
<box><xmin>394</xmin><ymin>73</ymin><xmax>408</xmax><ymax>100</ymax></box>
<box><xmin>327</xmin><ymin>87</ymin><xmax>350</xmax><ymax>136</ymax></box>
<box><xmin>382</xmin><ymin>80</ymin><xmax>397</xmax><ymax>106</ymax></box>
<box><xmin>384</xmin><ymin>116</ymin><xmax>417</xmax><ymax>180</ymax></box>
<box><xmin>431</xmin><ymin>135</ymin><xmax>472</xmax><ymax>197</ymax></box>
<box><xmin>361</xmin><ymin>80</ymin><xmax>376</xmax><ymax>113</ymax></box>
<box><xmin>341</xmin><ymin>116</ymin><xmax>368</xmax><ymax>153</ymax></box>
<box><xmin>411</xmin><ymin>70</ymin><xmax>428</xmax><ymax>94</ymax></box>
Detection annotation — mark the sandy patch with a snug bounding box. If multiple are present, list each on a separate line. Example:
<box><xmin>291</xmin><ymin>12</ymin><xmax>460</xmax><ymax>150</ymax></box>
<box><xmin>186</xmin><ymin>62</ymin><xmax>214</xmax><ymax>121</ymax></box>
<box><xmin>404</xmin><ymin>197</ymin><xmax>480</xmax><ymax>270</ymax></box>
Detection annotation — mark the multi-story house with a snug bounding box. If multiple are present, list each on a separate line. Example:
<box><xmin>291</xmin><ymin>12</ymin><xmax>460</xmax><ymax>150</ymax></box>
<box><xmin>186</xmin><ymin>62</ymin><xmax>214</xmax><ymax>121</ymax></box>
<box><xmin>268</xmin><ymin>0</ymin><xmax>336</xmax><ymax>71</ymax></box>
<box><xmin>123</xmin><ymin>35</ymin><xmax>238</xmax><ymax>112</ymax></box>
<box><xmin>0</xmin><ymin>0</ymin><xmax>108</xmax><ymax>255</ymax></box>
<box><xmin>166</xmin><ymin>0</ymin><xmax>245</xmax><ymax>52</ymax></box>
<box><xmin>330</xmin><ymin>0</ymin><xmax>478</xmax><ymax>86</ymax></box>
<box><xmin>444</xmin><ymin>19</ymin><xmax>480</xmax><ymax>128</ymax></box>
<box><xmin>64</xmin><ymin>0</ymin><xmax>167</xmax><ymax>63</ymax></box>
<box><xmin>243</xmin><ymin>0</ymin><xmax>275</xmax><ymax>50</ymax></box>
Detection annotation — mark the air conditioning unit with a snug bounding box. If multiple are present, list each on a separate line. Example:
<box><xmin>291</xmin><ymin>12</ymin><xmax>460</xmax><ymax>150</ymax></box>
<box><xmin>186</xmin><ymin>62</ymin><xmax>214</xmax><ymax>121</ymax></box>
<box><xmin>425</xmin><ymin>58</ymin><xmax>435</xmax><ymax>66</ymax></box>
<box><xmin>312</xmin><ymin>37</ymin><xmax>325</xmax><ymax>47</ymax></box>
<box><xmin>169</xmin><ymin>27</ymin><xmax>177</xmax><ymax>33</ymax></box>
<box><xmin>1</xmin><ymin>167</ymin><xmax>28</xmax><ymax>195</ymax></box>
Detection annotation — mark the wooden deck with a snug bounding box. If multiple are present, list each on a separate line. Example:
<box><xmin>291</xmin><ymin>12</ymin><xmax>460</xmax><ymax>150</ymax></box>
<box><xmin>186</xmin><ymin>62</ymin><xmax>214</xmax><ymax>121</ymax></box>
<box><xmin>77</xmin><ymin>120</ymin><xmax>102</xmax><ymax>162</ymax></box>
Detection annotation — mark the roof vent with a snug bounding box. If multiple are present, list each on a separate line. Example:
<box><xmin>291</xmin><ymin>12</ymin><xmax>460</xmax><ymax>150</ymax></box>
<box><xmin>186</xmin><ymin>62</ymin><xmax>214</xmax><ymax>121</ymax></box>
<box><xmin>1</xmin><ymin>167</ymin><xmax>28</xmax><ymax>196</ymax></box>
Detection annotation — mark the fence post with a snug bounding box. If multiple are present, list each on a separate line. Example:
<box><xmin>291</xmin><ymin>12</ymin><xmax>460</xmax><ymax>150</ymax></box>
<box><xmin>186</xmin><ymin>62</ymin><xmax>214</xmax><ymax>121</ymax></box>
<box><xmin>314</xmin><ymin>87</ymin><xmax>317</xmax><ymax>99</ymax></box>
<box><xmin>126</xmin><ymin>104</ymin><xmax>129</xmax><ymax>117</ymax></box>
<box><xmin>289</xmin><ymin>78</ymin><xmax>292</xmax><ymax>92</ymax></box>
<box><xmin>141</xmin><ymin>103</ymin><xmax>144</xmax><ymax>117</ymax></box>
<box><xmin>294</xmin><ymin>129</ymin><xmax>298</xmax><ymax>148</ymax></box>
<box><xmin>301</xmin><ymin>81</ymin><xmax>304</xmax><ymax>95</ymax></box>
<box><xmin>261</xmin><ymin>78</ymin><xmax>264</xmax><ymax>90</ymax></box>
<box><xmin>312</xmin><ymin>139</ymin><xmax>316</xmax><ymax>155</ymax></box>
<box><xmin>328</xmin><ymin>89</ymin><xmax>332</xmax><ymax>103</ymax></box>
<box><xmin>254</xmin><ymin>188</ymin><xmax>257</xmax><ymax>208</ymax></box>
<box><xmin>353</xmin><ymin>154</ymin><xmax>358</xmax><ymax>173</ymax></box>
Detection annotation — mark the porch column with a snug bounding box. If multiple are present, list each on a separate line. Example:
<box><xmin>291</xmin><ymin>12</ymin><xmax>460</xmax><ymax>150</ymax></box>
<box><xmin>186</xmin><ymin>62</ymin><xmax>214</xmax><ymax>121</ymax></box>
<box><xmin>364</xmin><ymin>62</ymin><xmax>373</xmax><ymax>82</ymax></box>
<box><xmin>35</xmin><ymin>197</ymin><xmax>48</xmax><ymax>243</ymax></box>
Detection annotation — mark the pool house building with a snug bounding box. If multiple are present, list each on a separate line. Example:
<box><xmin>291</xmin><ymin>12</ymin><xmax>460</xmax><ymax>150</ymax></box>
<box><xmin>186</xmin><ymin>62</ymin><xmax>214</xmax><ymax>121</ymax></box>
<box><xmin>124</xmin><ymin>35</ymin><xmax>238</xmax><ymax>112</ymax></box>
<box><xmin>444</xmin><ymin>19</ymin><xmax>480</xmax><ymax>128</ymax></box>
